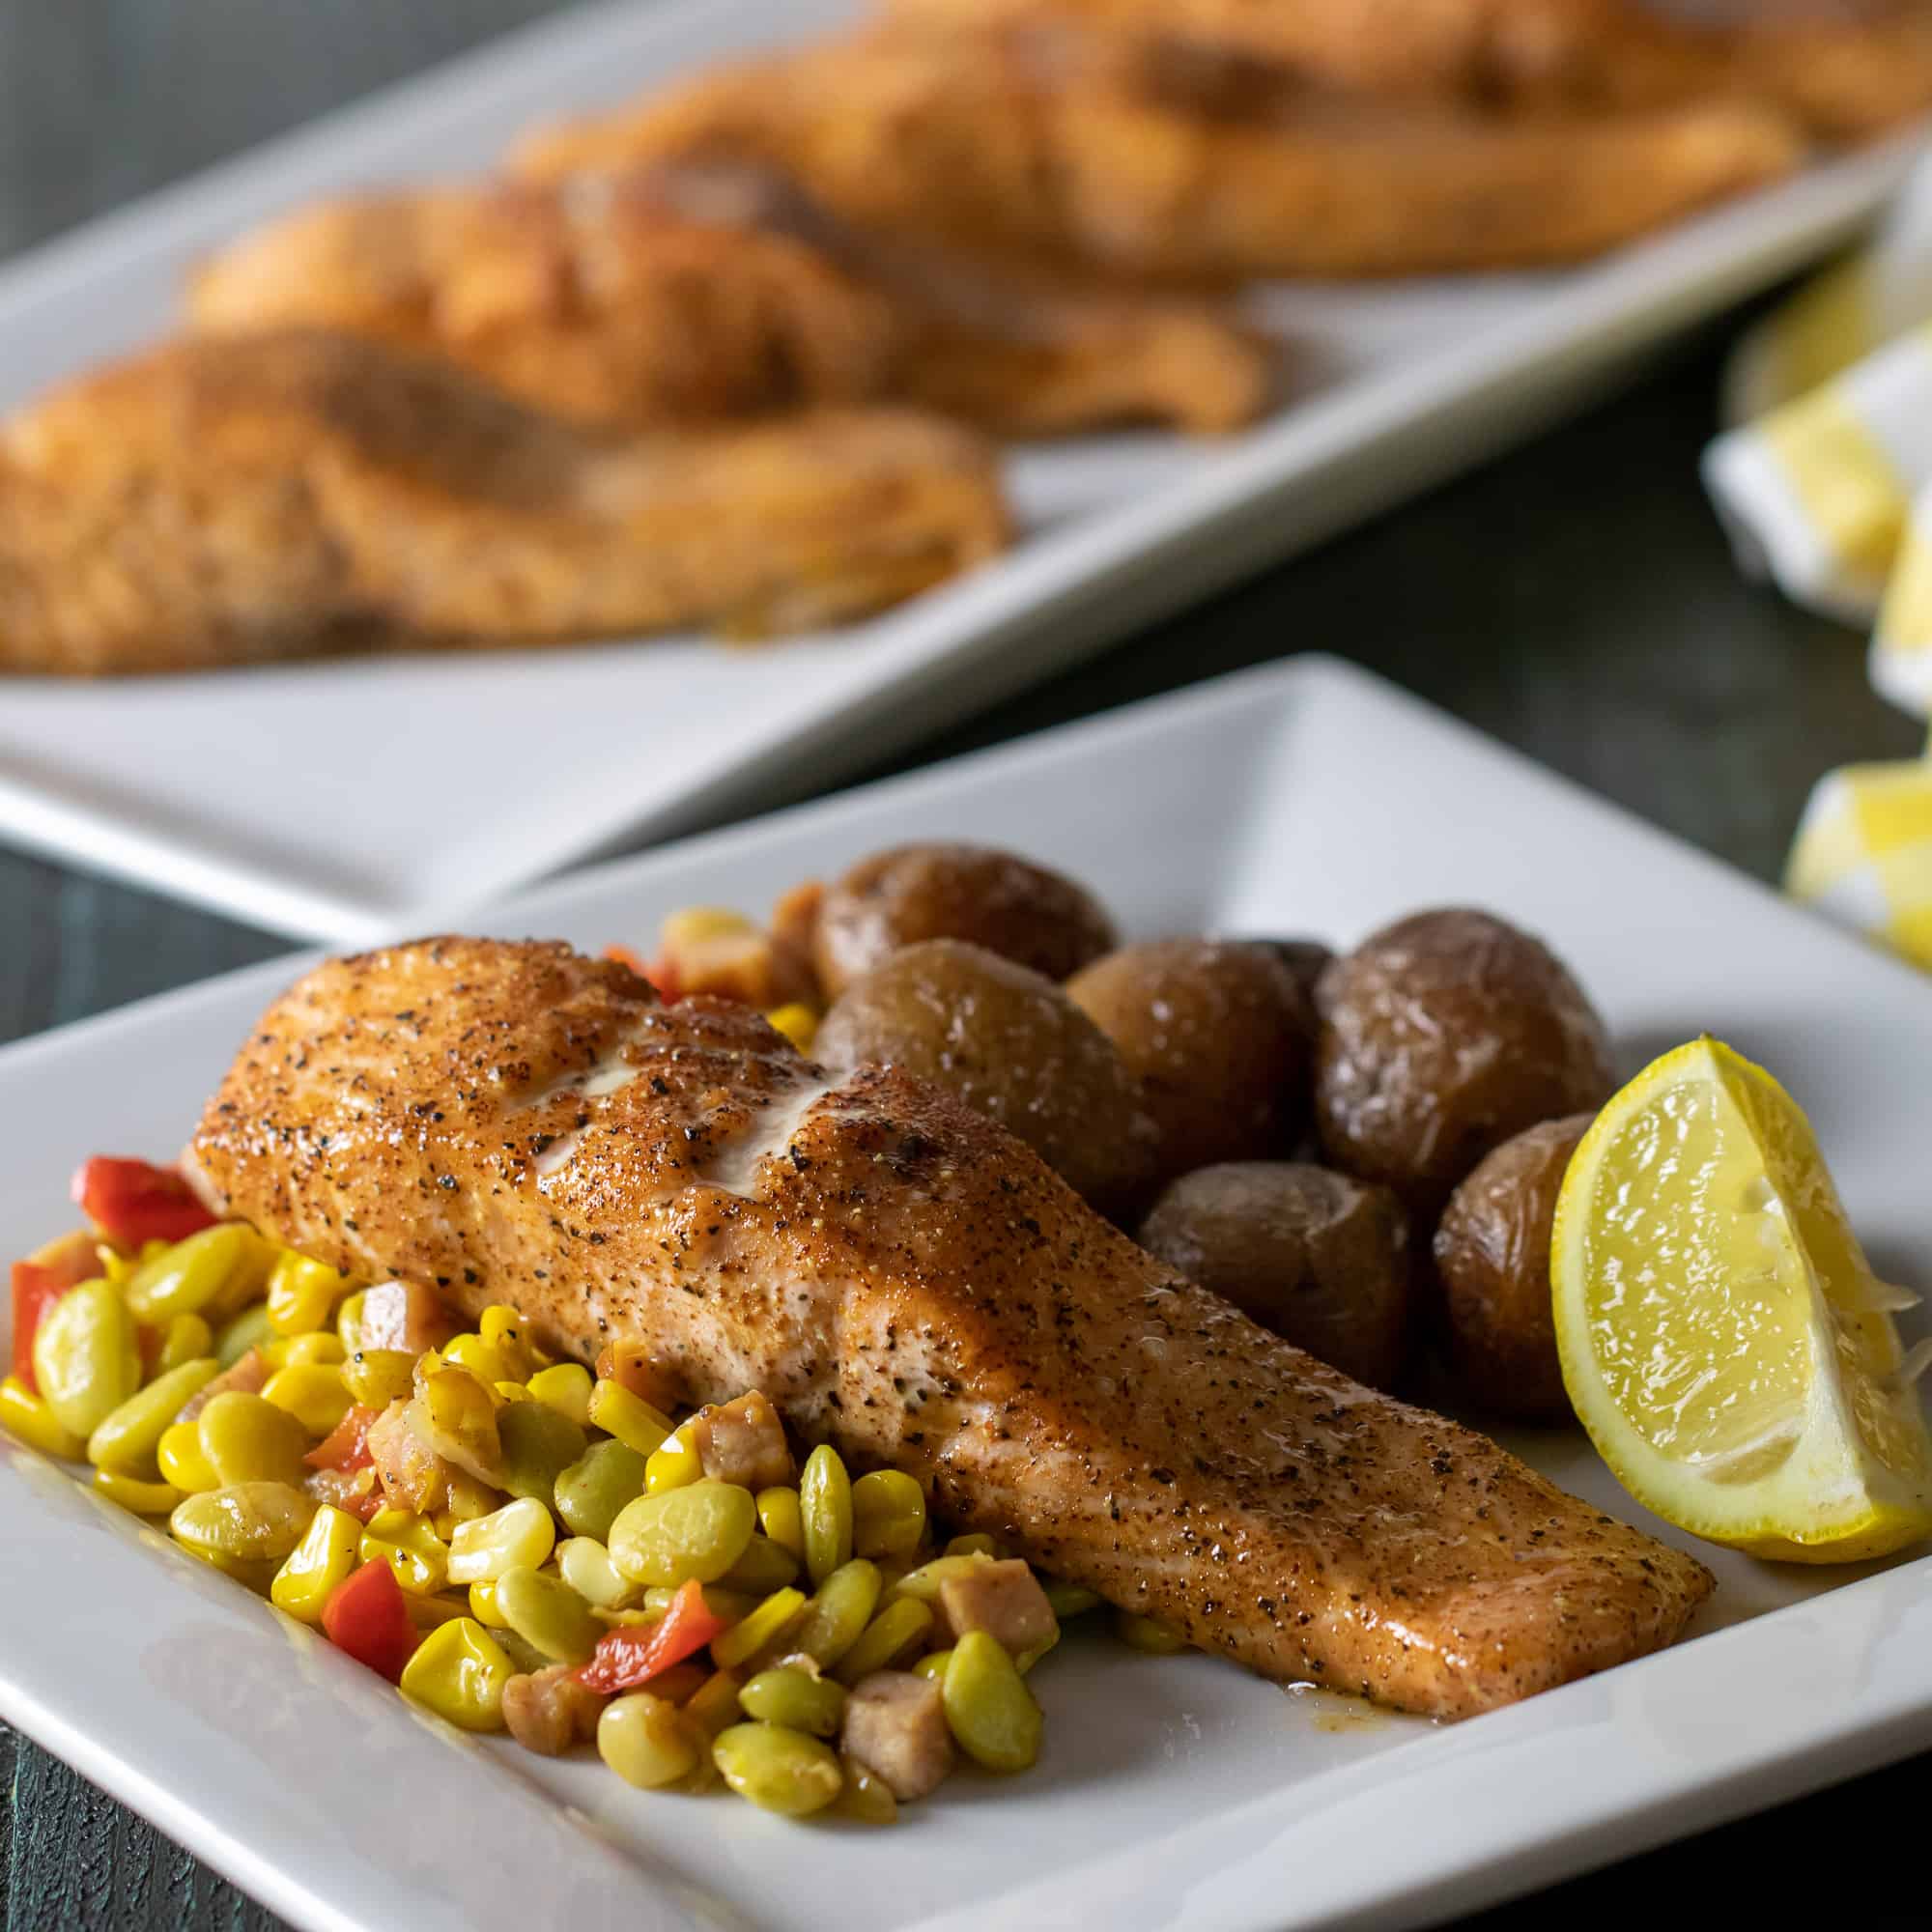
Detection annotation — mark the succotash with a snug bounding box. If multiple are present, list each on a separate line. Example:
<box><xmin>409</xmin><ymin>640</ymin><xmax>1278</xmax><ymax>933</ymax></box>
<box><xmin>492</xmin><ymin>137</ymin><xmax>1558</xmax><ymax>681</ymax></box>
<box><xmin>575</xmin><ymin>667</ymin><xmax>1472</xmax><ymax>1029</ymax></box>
<box><xmin>3</xmin><ymin>1156</ymin><xmax>1189</xmax><ymax>1823</ymax></box>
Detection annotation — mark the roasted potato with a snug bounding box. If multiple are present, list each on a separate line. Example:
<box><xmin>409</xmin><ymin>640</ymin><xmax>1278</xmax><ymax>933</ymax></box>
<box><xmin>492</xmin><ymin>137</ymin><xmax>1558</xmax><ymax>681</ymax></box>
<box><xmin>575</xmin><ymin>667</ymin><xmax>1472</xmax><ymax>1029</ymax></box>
<box><xmin>1433</xmin><ymin>1112</ymin><xmax>1593</xmax><ymax>1422</ymax></box>
<box><xmin>1065</xmin><ymin>939</ymin><xmax>1314</xmax><ymax>1185</ymax></box>
<box><xmin>1137</xmin><ymin>1162</ymin><xmax>1409</xmax><ymax>1391</ymax></box>
<box><xmin>813</xmin><ymin>843</ymin><xmax>1116</xmax><ymax>999</ymax></box>
<box><xmin>1315</xmin><ymin>909</ymin><xmax>1612</xmax><ymax>1216</ymax></box>
<box><xmin>815</xmin><ymin>938</ymin><xmax>1155</xmax><ymax>1216</ymax></box>
<box><xmin>1260</xmin><ymin>938</ymin><xmax>1335</xmax><ymax>1017</ymax></box>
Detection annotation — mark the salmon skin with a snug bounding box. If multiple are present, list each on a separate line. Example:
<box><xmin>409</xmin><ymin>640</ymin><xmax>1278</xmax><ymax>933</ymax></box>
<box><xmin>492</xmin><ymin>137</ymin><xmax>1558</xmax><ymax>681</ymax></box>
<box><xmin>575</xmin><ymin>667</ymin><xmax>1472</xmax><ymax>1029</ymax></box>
<box><xmin>187</xmin><ymin>936</ymin><xmax>1713</xmax><ymax>1719</ymax></box>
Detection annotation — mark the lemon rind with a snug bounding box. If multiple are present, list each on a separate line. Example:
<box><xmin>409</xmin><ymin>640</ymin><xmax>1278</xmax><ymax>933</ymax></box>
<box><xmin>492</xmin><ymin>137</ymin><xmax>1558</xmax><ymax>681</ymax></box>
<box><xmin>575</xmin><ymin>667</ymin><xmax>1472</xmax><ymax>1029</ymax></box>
<box><xmin>1552</xmin><ymin>1037</ymin><xmax>1932</xmax><ymax>1561</ymax></box>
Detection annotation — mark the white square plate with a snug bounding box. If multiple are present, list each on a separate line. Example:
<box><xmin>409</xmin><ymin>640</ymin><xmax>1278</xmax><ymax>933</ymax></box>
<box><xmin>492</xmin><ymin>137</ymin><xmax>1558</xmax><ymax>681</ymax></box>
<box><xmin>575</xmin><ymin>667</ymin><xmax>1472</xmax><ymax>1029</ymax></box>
<box><xmin>0</xmin><ymin>0</ymin><xmax>1920</xmax><ymax>943</ymax></box>
<box><xmin>2</xmin><ymin>657</ymin><xmax>1930</xmax><ymax>1932</ymax></box>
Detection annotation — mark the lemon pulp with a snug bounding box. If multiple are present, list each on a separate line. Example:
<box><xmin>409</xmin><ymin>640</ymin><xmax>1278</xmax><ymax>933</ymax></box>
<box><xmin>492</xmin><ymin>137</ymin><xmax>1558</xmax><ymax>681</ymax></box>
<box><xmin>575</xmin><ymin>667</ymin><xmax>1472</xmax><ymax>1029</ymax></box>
<box><xmin>1552</xmin><ymin>1037</ymin><xmax>1932</xmax><ymax>1562</ymax></box>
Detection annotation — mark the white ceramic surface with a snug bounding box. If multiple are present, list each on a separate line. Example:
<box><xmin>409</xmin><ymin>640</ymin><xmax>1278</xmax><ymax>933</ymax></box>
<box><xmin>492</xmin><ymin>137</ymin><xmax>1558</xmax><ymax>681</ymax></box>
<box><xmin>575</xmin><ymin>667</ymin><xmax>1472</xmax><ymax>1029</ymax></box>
<box><xmin>2</xmin><ymin>658</ymin><xmax>1929</xmax><ymax>1932</ymax></box>
<box><xmin>0</xmin><ymin>0</ymin><xmax>1920</xmax><ymax>941</ymax></box>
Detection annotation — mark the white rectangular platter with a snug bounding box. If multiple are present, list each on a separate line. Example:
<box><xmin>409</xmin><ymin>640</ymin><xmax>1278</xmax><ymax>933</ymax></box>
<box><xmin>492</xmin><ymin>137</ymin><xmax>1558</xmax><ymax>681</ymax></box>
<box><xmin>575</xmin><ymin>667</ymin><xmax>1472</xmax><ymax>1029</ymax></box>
<box><xmin>1</xmin><ymin>657</ymin><xmax>1929</xmax><ymax>1932</ymax></box>
<box><xmin>0</xmin><ymin>0</ymin><xmax>1921</xmax><ymax>943</ymax></box>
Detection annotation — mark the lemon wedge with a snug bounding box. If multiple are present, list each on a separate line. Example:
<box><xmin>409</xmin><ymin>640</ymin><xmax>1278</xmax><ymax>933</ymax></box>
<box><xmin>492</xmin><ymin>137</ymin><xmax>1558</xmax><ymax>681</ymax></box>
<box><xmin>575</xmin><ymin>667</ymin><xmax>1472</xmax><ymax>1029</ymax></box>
<box><xmin>1552</xmin><ymin>1036</ymin><xmax>1932</xmax><ymax>1562</ymax></box>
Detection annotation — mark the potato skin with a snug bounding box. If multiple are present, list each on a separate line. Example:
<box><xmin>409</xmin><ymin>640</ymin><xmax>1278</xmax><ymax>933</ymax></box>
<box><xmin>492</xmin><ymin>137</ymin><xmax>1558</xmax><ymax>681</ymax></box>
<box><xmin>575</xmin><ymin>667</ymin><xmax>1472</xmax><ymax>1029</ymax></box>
<box><xmin>1315</xmin><ymin>909</ymin><xmax>1612</xmax><ymax>1216</ymax></box>
<box><xmin>812</xmin><ymin>843</ymin><xmax>1116</xmax><ymax>999</ymax></box>
<box><xmin>815</xmin><ymin>938</ymin><xmax>1155</xmax><ymax>1216</ymax></box>
<box><xmin>1065</xmin><ymin>939</ymin><xmax>1315</xmax><ymax>1185</ymax></box>
<box><xmin>1434</xmin><ymin>1113</ymin><xmax>1593</xmax><ymax>1421</ymax></box>
<box><xmin>1137</xmin><ymin>1162</ymin><xmax>1409</xmax><ymax>1391</ymax></box>
<box><xmin>1259</xmin><ymin>939</ymin><xmax>1336</xmax><ymax>1017</ymax></box>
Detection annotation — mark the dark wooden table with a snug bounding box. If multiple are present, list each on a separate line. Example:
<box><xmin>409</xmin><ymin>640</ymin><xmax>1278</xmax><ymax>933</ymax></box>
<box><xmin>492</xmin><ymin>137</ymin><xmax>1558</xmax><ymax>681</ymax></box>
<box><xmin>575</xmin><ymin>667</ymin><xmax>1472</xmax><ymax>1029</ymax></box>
<box><xmin>3</xmin><ymin>4</ymin><xmax>1926</xmax><ymax>1928</ymax></box>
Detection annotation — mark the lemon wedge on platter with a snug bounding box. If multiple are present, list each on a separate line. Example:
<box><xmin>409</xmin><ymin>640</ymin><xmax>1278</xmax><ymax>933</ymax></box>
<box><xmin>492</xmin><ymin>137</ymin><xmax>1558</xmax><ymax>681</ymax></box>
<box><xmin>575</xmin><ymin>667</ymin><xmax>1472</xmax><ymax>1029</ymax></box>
<box><xmin>1552</xmin><ymin>1036</ymin><xmax>1932</xmax><ymax>1563</ymax></box>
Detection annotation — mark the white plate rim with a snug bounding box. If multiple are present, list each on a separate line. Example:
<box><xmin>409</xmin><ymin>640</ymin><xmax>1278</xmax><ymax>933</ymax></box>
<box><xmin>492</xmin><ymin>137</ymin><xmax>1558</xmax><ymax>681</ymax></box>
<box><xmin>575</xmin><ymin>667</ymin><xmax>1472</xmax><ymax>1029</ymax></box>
<box><xmin>3</xmin><ymin>656</ymin><xmax>1931</xmax><ymax>1932</ymax></box>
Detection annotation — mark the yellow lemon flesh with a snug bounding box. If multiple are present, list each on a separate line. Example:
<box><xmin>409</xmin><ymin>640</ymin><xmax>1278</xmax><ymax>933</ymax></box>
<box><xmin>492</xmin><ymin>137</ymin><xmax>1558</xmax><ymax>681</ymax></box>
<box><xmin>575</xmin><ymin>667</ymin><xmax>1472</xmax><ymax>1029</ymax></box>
<box><xmin>1552</xmin><ymin>1037</ymin><xmax>1932</xmax><ymax>1563</ymax></box>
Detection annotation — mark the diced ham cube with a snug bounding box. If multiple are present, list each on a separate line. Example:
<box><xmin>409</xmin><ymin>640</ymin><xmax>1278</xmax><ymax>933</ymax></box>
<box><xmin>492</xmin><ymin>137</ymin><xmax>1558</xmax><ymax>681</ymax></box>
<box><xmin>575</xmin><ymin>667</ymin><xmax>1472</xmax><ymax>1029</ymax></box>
<box><xmin>840</xmin><ymin>1671</ymin><xmax>953</xmax><ymax>1802</ymax></box>
<box><xmin>934</xmin><ymin>1558</ymin><xmax>1058</xmax><ymax>1653</ymax></box>
<box><xmin>502</xmin><ymin>1664</ymin><xmax>607</xmax><ymax>1756</ymax></box>
<box><xmin>357</xmin><ymin>1278</ymin><xmax>457</xmax><ymax>1353</ymax></box>
<box><xmin>593</xmin><ymin>1341</ymin><xmax>686</xmax><ymax>1415</ymax></box>
<box><xmin>690</xmin><ymin>1391</ymin><xmax>793</xmax><ymax>1491</ymax></box>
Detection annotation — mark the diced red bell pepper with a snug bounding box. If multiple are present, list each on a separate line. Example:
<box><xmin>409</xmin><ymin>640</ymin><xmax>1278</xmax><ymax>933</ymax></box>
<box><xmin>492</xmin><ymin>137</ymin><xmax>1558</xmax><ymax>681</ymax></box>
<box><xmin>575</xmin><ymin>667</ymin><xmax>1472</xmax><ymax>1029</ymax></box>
<box><xmin>604</xmin><ymin>942</ymin><xmax>677</xmax><ymax>1002</ymax></box>
<box><xmin>575</xmin><ymin>1577</ymin><xmax>726</xmax><ymax>1694</ymax></box>
<box><xmin>71</xmin><ymin>1156</ymin><xmax>216</xmax><ymax>1248</ymax></box>
<box><xmin>305</xmin><ymin>1404</ymin><xmax>379</xmax><ymax>1473</ymax></box>
<box><xmin>322</xmin><ymin>1558</ymin><xmax>418</xmax><ymax>1683</ymax></box>
<box><xmin>11</xmin><ymin>1235</ymin><xmax>99</xmax><ymax>1393</ymax></box>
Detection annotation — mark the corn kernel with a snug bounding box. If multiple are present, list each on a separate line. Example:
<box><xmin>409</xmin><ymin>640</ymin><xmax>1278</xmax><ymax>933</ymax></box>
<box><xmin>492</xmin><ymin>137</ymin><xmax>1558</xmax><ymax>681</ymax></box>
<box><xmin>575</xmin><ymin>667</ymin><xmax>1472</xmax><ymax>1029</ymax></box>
<box><xmin>361</xmin><ymin>1509</ymin><xmax>451</xmax><ymax>1595</ymax></box>
<box><xmin>399</xmin><ymin>1617</ymin><xmax>512</xmax><ymax>1732</ymax></box>
<box><xmin>270</xmin><ymin>1503</ymin><xmax>362</xmax><ymax>1623</ymax></box>
<box><xmin>755</xmin><ymin>1486</ymin><xmax>806</xmax><ymax>1561</ymax></box>
<box><xmin>763</xmin><ymin>1004</ymin><xmax>819</xmax><ymax>1053</ymax></box>
<box><xmin>334</xmin><ymin>1290</ymin><xmax>368</xmax><ymax>1355</ymax></box>
<box><xmin>0</xmin><ymin>1376</ymin><xmax>86</xmax><ymax>1459</ymax></box>
<box><xmin>494</xmin><ymin>1381</ymin><xmax>531</xmax><ymax>1404</ymax></box>
<box><xmin>446</xmin><ymin>1495</ymin><xmax>554</xmax><ymax>1585</ymax></box>
<box><xmin>281</xmin><ymin>1331</ymin><xmax>346</xmax><ymax>1368</ymax></box>
<box><xmin>644</xmin><ymin>1422</ymin><xmax>701</xmax><ymax>1494</ymax></box>
<box><xmin>468</xmin><ymin>1577</ymin><xmax>510</xmax><ymax>1629</ymax></box>
<box><xmin>92</xmin><ymin>1469</ymin><xmax>185</xmax><ymax>1515</ymax></box>
<box><xmin>586</xmin><ymin>1378</ymin><xmax>672</xmax><ymax>1458</ymax></box>
<box><xmin>526</xmin><ymin>1362</ymin><xmax>593</xmax><ymax>1429</ymax></box>
<box><xmin>442</xmin><ymin>1333</ymin><xmax>513</xmax><ymax>1388</ymax></box>
<box><xmin>157</xmin><ymin>1419</ymin><xmax>218</xmax><ymax>1492</ymax></box>
<box><xmin>266</xmin><ymin>1253</ymin><xmax>345</xmax><ymax>1337</ymax></box>
<box><xmin>262</xmin><ymin>1363</ymin><xmax>353</xmax><ymax>1437</ymax></box>
<box><xmin>478</xmin><ymin>1306</ymin><xmax>540</xmax><ymax>1379</ymax></box>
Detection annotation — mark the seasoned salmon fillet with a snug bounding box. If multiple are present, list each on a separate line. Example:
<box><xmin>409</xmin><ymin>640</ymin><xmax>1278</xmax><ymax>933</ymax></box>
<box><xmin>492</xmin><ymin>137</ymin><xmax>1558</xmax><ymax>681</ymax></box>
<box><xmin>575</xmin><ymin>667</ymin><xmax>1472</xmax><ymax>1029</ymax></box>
<box><xmin>510</xmin><ymin>26</ymin><xmax>1802</xmax><ymax>278</ymax></box>
<box><xmin>0</xmin><ymin>329</ymin><xmax>1008</xmax><ymax>676</ymax></box>
<box><xmin>187</xmin><ymin>938</ymin><xmax>1713</xmax><ymax>1719</ymax></box>
<box><xmin>189</xmin><ymin>168</ymin><xmax>1273</xmax><ymax>437</ymax></box>
<box><xmin>885</xmin><ymin>0</ymin><xmax>1932</xmax><ymax>141</ymax></box>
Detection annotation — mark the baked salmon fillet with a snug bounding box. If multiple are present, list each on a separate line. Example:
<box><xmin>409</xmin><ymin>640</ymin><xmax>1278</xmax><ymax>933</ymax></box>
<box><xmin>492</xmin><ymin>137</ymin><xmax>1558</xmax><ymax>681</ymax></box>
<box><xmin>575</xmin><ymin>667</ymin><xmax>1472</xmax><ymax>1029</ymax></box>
<box><xmin>186</xmin><ymin>937</ymin><xmax>1713</xmax><ymax>1719</ymax></box>
<box><xmin>885</xmin><ymin>0</ymin><xmax>1932</xmax><ymax>141</ymax></box>
<box><xmin>509</xmin><ymin>27</ymin><xmax>1802</xmax><ymax>279</ymax></box>
<box><xmin>189</xmin><ymin>167</ymin><xmax>1273</xmax><ymax>438</ymax></box>
<box><xmin>0</xmin><ymin>328</ymin><xmax>1007</xmax><ymax>677</ymax></box>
